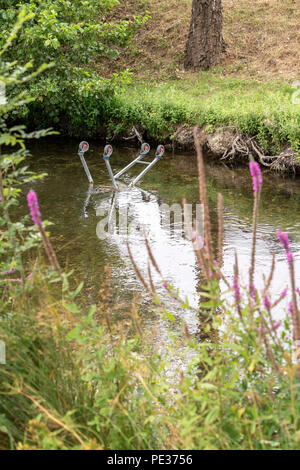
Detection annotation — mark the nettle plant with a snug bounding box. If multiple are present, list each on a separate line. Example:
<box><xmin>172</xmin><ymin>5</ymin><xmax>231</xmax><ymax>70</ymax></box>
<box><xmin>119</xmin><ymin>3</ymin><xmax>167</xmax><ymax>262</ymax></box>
<box><xmin>0</xmin><ymin>11</ymin><xmax>55</xmax><ymax>290</ymax></box>
<box><xmin>0</xmin><ymin>1</ymin><xmax>149</xmax><ymax>133</ymax></box>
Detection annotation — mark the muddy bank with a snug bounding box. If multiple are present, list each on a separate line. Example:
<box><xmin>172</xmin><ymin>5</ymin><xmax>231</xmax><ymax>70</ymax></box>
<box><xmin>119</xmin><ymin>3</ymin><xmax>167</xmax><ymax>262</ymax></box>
<box><xmin>112</xmin><ymin>124</ymin><xmax>299</xmax><ymax>174</ymax></box>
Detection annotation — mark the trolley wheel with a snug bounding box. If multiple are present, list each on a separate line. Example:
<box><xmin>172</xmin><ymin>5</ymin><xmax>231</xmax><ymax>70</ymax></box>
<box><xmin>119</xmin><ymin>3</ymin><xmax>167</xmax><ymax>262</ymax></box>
<box><xmin>104</xmin><ymin>144</ymin><xmax>113</xmax><ymax>158</ymax></box>
<box><xmin>78</xmin><ymin>141</ymin><xmax>89</xmax><ymax>153</ymax></box>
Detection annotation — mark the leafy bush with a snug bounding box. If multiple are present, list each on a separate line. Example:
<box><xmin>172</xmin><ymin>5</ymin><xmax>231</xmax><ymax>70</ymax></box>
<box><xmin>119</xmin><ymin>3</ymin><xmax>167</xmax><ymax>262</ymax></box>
<box><xmin>0</xmin><ymin>1</ymin><xmax>149</xmax><ymax>134</ymax></box>
<box><xmin>0</xmin><ymin>9</ymin><xmax>55</xmax><ymax>286</ymax></box>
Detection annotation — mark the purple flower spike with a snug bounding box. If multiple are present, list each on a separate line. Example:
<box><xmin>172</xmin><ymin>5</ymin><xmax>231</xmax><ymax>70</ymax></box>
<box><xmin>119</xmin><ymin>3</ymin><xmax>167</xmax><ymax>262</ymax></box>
<box><xmin>232</xmin><ymin>276</ymin><xmax>241</xmax><ymax>303</ymax></box>
<box><xmin>277</xmin><ymin>231</ymin><xmax>294</xmax><ymax>265</ymax></box>
<box><xmin>249</xmin><ymin>161</ymin><xmax>263</xmax><ymax>194</ymax></box>
<box><xmin>257</xmin><ymin>327</ymin><xmax>268</xmax><ymax>334</ymax></box>
<box><xmin>288</xmin><ymin>301</ymin><xmax>293</xmax><ymax>314</ymax></box>
<box><xmin>249</xmin><ymin>283</ymin><xmax>256</xmax><ymax>301</ymax></box>
<box><xmin>27</xmin><ymin>190</ymin><xmax>41</xmax><ymax>226</ymax></box>
<box><xmin>263</xmin><ymin>295</ymin><xmax>271</xmax><ymax>312</ymax></box>
<box><xmin>281</xmin><ymin>288</ymin><xmax>288</xmax><ymax>298</ymax></box>
<box><xmin>277</xmin><ymin>230</ymin><xmax>290</xmax><ymax>251</ymax></box>
<box><xmin>272</xmin><ymin>321</ymin><xmax>281</xmax><ymax>331</ymax></box>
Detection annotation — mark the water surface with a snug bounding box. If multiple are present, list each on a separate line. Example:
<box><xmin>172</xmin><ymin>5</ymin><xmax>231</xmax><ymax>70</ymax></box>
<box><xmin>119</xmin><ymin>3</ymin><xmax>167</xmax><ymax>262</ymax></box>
<box><xmin>25</xmin><ymin>138</ymin><xmax>300</xmax><ymax>332</ymax></box>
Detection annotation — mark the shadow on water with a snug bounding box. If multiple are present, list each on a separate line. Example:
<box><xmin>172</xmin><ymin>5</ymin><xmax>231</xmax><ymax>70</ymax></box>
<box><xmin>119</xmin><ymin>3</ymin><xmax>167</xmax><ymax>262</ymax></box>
<box><xmin>23</xmin><ymin>137</ymin><xmax>300</xmax><ymax>335</ymax></box>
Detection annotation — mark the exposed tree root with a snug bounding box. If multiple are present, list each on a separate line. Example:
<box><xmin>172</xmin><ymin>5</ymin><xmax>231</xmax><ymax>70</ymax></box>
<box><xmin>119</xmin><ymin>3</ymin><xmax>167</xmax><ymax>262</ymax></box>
<box><xmin>221</xmin><ymin>133</ymin><xmax>299</xmax><ymax>174</ymax></box>
<box><xmin>268</xmin><ymin>148</ymin><xmax>300</xmax><ymax>174</ymax></box>
<box><xmin>114</xmin><ymin>123</ymin><xmax>299</xmax><ymax>174</ymax></box>
<box><xmin>122</xmin><ymin>125</ymin><xmax>144</xmax><ymax>144</ymax></box>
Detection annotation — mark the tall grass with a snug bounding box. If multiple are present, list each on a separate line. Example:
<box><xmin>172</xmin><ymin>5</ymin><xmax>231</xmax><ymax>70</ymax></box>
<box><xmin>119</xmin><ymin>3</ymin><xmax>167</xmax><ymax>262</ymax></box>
<box><xmin>1</xmin><ymin>129</ymin><xmax>300</xmax><ymax>450</ymax></box>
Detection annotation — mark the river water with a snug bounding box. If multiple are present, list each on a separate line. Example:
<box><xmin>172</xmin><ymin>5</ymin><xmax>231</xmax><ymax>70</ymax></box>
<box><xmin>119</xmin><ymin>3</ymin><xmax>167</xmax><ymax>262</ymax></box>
<box><xmin>24</xmin><ymin>138</ymin><xmax>300</xmax><ymax>333</ymax></box>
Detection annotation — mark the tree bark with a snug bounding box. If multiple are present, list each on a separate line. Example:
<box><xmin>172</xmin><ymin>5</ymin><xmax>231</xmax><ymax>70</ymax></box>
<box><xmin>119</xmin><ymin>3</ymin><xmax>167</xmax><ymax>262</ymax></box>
<box><xmin>184</xmin><ymin>0</ymin><xmax>224</xmax><ymax>71</ymax></box>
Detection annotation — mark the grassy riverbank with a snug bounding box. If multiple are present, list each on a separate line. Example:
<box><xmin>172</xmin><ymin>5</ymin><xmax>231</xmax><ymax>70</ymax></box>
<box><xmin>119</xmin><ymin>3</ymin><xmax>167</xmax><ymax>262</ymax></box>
<box><xmin>107</xmin><ymin>75</ymin><xmax>300</xmax><ymax>154</ymax></box>
<box><xmin>24</xmin><ymin>72</ymin><xmax>300</xmax><ymax>161</ymax></box>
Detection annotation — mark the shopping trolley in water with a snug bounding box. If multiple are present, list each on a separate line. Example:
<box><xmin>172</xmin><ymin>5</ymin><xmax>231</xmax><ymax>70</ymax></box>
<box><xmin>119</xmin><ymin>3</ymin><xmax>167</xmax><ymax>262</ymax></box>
<box><xmin>77</xmin><ymin>141</ymin><xmax>165</xmax><ymax>190</ymax></box>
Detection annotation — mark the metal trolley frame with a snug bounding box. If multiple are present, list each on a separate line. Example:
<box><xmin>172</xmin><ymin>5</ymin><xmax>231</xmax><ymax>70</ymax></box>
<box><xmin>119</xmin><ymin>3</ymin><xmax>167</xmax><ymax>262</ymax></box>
<box><xmin>78</xmin><ymin>141</ymin><xmax>165</xmax><ymax>190</ymax></box>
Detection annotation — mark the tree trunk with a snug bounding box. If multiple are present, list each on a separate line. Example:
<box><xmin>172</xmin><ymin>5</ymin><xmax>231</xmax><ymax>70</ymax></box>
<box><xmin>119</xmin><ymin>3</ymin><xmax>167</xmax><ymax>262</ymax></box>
<box><xmin>184</xmin><ymin>0</ymin><xmax>223</xmax><ymax>71</ymax></box>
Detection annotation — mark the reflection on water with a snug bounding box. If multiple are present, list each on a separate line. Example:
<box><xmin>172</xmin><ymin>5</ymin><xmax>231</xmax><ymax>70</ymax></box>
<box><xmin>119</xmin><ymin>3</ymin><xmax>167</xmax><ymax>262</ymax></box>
<box><xmin>94</xmin><ymin>185</ymin><xmax>200</xmax><ymax>308</ymax></box>
<box><xmin>24</xmin><ymin>138</ymin><xmax>300</xmax><ymax>329</ymax></box>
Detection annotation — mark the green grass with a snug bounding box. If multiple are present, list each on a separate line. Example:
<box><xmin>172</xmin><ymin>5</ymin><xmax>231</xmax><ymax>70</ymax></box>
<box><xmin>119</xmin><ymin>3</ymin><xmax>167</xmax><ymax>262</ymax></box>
<box><xmin>106</xmin><ymin>74</ymin><xmax>300</xmax><ymax>155</ymax></box>
<box><xmin>2</xmin><ymin>245</ymin><xmax>300</xmax><ymax>450</ymax></box>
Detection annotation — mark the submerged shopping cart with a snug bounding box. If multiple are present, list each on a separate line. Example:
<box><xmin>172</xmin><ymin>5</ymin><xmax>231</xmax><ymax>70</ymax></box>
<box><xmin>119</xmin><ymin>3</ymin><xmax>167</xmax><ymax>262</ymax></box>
<box><xmin>78</xmin><ymin>141</ymin><xmax>165</xmax><ymax>190</ymax></box>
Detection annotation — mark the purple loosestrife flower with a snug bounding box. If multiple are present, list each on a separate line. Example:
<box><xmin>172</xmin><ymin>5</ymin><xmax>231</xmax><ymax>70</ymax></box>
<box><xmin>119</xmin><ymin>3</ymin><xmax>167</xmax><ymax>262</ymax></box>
<box><xmin>288</xmin><ymin>301</ymin><xmax>293</xmax><ymax>314</ymax></box>
<box><xmin>277</xmin><ymin>230</ymin><xmax>290</xmax><ymax>251</ymax></box>
<box><xmin>249</xmin><ymin>283</ymin><xmax>256</xmax><ymax>301</ymax></box>
<box><xmin>249</xmin><ymin>161</ymin><xmax>262</xmax><ymax>195</ymax></box>
<box><xmin>277</xmin><ymin>231</ymin><xmax>294</xmax><ymax>265</ymax></box>
<box><xmin>257</xmin><ymin>326</ymin><xmax>268</xmax><ymax>334</ymax></box>
<box><xmin>5</xmin><ymin>268</ymin><xmax>16</xmax><ymax>275</ymax></box>
<box><xmin>263</xmin><ymin>295</ymin><xmax>271</xmax><ymax>312</ymax></box>
<box><xmin>232</xmin><ymin>276</ymin><xmax>241</xmax><ymax>303</ymax></box>
<box><xmin>272</xmin><ymin>321</ymin><xmax>281</xmax><ymax>331</ymax></box>
<box><xmin>281</xmin><ymin>288</ymin><xmax>288</xmax><ymax>298</ymax></box>
<box><xmin>27</xmin><ymin>190</ymin><xmax>42</xmax><ymax>225</ymax></box>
